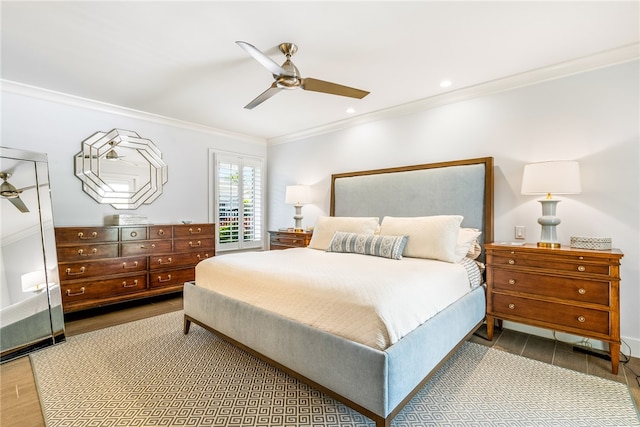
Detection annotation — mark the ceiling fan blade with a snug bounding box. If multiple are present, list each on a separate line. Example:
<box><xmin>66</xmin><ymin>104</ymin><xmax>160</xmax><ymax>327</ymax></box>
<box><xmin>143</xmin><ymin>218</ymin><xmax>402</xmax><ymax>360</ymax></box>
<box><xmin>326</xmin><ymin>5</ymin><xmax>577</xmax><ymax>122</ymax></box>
<box><xmin>8</xmin><ymin>196</ymin><xmax>29</xmax><ymax>213</ymax></box>
<box><xmin>302</xmin><ymin>78</ymin><xmax>369</xmax><ymax>99</ymax></box>
<box><xmin>236</xmin><ymin>41</ymin><xmax>288</xmax><ymax>77</ymax></box>
<box><xmin>244</xmin><ymin>83</ymin><xmax>282</xmax><ymax>109</ymax></box>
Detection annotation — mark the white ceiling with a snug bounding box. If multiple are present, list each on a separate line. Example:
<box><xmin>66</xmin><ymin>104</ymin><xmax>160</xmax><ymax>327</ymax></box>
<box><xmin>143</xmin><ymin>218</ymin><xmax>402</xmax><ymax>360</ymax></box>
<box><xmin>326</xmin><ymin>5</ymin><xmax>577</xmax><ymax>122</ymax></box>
<box><xmin>1</xmin><ymin>1</ymin><xmax>638</xmax><ymax>143</ymax></box>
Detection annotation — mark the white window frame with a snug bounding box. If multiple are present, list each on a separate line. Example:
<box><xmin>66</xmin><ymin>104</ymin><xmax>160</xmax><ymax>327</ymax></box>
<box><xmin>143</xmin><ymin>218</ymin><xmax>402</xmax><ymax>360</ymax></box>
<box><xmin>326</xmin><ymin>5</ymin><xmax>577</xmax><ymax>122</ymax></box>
<box><xmin>208</xmin><ymin>149</ymin><xmax>265</xmax><ymax>252</ymax></box>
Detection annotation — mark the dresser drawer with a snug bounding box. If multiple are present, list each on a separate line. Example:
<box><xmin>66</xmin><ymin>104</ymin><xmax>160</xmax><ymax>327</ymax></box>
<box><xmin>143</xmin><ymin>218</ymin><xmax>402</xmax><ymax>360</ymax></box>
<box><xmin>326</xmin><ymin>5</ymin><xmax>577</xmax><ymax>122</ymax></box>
<box><xmin>59</xmin><ymin>256</ymin><xmax>148</xmax><ymax>280</ymax></box>
<box><xmin>491</xmin><ymin>293</ymin><xmax>610</xmax><ymax>335</ymax></box>
<box><xmin>121</xmin><ymin>240</ymin><xmax>173</xmax><ymax>256</ymax></box>
<box><xmin>56</xmin><ymin>243</ymin><xmax>119</xmax><ymax>262</ymax></box>
<box><xmin>149</xmin><ymin>251</ymin><xmax>213</xmax><ymax>271</ymax></box>
<box><xmin>62</xmin><ymin>274</ymin><xmax>148</xmax><ymax>302</ymax></box>
<box><xmin>120</xmin><ymin>227</ymin><xmax>148</xmax><ymax>241</ymax></box>
<box><xmin>149</xmin><ymin>267</ymin><xmax>194</xmax><ymax>289</ymax></box>
<box><xmin>174</xmin><ymin>237</ymin><xmax>215</xmax><ymax>252</ymax></box>
<box><xmin>149</xmin><ymin>225</ymin><xmax>173</xmax><ymax>239</ymax></box>
<box><xmin>489</xmin><ymin>254</ymin><xmax>611</xmax><ymax>275</ymax></box>
<box><xmin>55</xmin><ymin>227</ymin><xmax>118</xmax><ymax>244</ymax></box>
<box><xmin>174</xmin><ymin>223</ymin><xmax>215</xmax><ymax>238</ymax></box>
<box><xmin>491</xmin><ymin>269</ymin><xmax>610</xmax><ymax>306</ymax></box>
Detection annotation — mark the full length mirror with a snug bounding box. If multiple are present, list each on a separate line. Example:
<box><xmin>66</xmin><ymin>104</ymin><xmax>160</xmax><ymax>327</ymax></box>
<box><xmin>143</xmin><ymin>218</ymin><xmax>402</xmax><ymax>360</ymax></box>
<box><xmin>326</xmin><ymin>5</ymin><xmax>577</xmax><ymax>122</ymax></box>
<box><xmin>74</xmin><ymin>129</ymin><xmax>168</xmax><ymax>209</ymax></box>
<box><xmin>1</xmin><ymin>147</ymin><xmax>65</xmax><ymax>362</ymax></box>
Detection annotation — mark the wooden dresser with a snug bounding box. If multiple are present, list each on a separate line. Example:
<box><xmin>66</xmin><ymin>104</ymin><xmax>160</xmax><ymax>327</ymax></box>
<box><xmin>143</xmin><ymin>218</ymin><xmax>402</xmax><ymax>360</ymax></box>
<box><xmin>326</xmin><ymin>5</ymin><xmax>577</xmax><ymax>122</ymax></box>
<box><xmin>268</xmin><ymin>230</ymin><xmax>313</xmax><ymax>250</ymax></box>
<box><xmin>55</xmin><ymin>223</ymin><xmax>215</xmax><ymax>313</ymax></box>
<box><xmin>485</xmin><ymin>243</ymin><xmax>623</xmax><ymax>373</ymax></box>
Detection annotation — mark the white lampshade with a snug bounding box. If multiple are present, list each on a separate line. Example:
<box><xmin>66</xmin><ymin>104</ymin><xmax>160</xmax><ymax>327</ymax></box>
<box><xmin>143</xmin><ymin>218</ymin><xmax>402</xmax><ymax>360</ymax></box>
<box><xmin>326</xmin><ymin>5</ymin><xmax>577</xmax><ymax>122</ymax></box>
<box><xmin>21</xmin><ymin>270</ymin><xmax>49</xmax><ymax>293</ymax></box>
<box><xmin>285</xmin><ymin>185</ymin><xmax>311</xmax><ymax>205</ymax></box>
<box><xmin>521</xmin><ymin>161</ymin><xmax>581</xmax><ymax>197</ymax></box>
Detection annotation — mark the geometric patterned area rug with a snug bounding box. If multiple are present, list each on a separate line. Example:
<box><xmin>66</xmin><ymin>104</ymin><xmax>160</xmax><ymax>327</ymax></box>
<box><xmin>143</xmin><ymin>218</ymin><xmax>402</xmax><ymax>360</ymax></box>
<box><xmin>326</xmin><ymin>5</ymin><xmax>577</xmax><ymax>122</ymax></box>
<box><xmin>31</xmin><ymin>311</ymin><xmax>640</xmax><ymax>426</ymax></box>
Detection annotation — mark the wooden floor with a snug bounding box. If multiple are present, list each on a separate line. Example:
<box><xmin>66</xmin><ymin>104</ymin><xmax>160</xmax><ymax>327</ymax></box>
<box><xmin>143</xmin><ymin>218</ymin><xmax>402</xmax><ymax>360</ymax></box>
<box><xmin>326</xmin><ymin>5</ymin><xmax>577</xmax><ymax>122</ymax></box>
<box><xmin>1</xmin><ymin>295</ymin><xmax>638</xmax><ymax>426</ymax></box>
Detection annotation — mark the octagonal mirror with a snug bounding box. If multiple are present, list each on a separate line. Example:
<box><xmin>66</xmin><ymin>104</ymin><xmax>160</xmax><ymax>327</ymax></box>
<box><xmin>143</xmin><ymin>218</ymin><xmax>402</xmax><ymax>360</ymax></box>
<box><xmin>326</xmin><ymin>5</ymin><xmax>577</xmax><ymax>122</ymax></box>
<box><xmin>74</xmin><ymin>129</ymin><xmax>168</xmax><ymax>209</ymax></box>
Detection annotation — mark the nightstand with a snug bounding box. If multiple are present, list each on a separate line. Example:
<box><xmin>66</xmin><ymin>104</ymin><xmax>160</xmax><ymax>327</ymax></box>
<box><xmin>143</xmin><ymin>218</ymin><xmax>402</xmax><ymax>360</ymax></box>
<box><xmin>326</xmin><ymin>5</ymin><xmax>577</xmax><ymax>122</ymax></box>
<box><xmin>485</xmin><ymin>243</ymin><xmax>624</xmax><ymax>374</ymax></box>
<box><xmin>268</xmin><ymin>230</ymin><xmax>313</xmax><ymax>250</ymax></box>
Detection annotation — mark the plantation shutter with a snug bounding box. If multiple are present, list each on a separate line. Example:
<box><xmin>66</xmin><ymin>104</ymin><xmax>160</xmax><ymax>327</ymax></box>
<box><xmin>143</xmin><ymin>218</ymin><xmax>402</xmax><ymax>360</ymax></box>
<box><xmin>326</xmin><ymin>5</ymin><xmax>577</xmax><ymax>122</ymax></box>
<box><xmin>214</xmin><ymin>153</ymin><xmax>264</xmax><ymax>251</ymax></box>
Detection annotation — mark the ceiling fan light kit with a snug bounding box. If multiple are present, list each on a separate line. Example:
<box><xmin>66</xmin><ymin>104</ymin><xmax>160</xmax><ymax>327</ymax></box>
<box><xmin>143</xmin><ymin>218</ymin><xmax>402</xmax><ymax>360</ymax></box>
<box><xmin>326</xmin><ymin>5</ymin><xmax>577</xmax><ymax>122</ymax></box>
<box><xmin>236</xmin><ymin>41</ymin><xmax>369</xmax><ymax>109</ymax></box>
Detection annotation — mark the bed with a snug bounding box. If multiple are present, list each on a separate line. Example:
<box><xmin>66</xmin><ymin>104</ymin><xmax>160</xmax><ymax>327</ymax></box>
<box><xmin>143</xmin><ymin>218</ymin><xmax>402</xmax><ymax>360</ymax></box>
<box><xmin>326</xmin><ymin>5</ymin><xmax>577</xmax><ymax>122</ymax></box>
<box><xmin>184</xmin><ymin>157</ymin><xmax>494</xmax><ymax>427</ymax></box>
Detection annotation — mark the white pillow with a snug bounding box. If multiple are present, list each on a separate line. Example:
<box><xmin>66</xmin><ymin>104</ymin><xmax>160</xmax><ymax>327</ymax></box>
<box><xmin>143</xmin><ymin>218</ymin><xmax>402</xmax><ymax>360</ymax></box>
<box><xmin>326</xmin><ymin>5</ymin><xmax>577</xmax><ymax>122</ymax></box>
<box><xmin>379</xmin><ymin>215</ymin><xmax>463</xmax><ymax>262</ymax></box>
<box><xmin>454</xmin><ymin>228</ymin><xmax>483</xmax><ymax>262</ymax></box>
<box><xmin>308</xmin><ymin>216</ymin><xmax>380</xmax><ymax>250</ymax></box>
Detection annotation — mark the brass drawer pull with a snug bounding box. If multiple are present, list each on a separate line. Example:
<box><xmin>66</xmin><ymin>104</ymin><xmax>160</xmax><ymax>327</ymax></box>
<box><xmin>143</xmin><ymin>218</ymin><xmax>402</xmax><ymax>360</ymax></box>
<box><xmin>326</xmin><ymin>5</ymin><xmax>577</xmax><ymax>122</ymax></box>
<box><xmin>122</xmin><ymin>261</ymin><xmax>139</xmax><ymax>269</ymax></box>
<box><xmin>508</xmin><ymin>303</ymin><xmax>516</xmax><ymax>310</ymax></box>
<box><xmin>157</xmin><ymin>257</ymin><xmax>173</xmax><ymax>265</ymax></box>
<box><xmin>158</xmin><ymin>229</ymin><xmax>165</xmax><ymax>236</ymax></box>
<box><xmin>78</xmin><ymin>248</ymin><xmax>98</xmax><ymax>256</ymax></box>
<box><xmin>578</xmin><ymin>288</ymin><xmax>586</xmax><ymax>295</ymax></box>
<box><xmin>65</xmin><ymin>266</ymin><xmax>86</xmax><ymax>276</ymax></box>
<box><xmin>577</xmin><ymin>315</ymin><xmax>586</xmax><ymax>323</ymax></box>
<box><xmin>66</xmin><ymin>287</ymin><xmax>85</xmax><ymax>297</ymax></box>
<box><xmin>130</xmin><ymin>231</ymin><xmax>138</xmax><ymax>238</ymax></box>
<box><xmin>577</xmin><ymin>266</ymin><xmax>586</xmax><ymax>272</ymax></box>
<box><xmin>197</xmin><ymin>253</ymin><xmax>210</xmax><ymax>260</ymax></box>
<box><xmin>140</xmin><ymin>244</ymin><xmax>156</xmax><ymax>249</ymax></box>
<box><xmin>508</xmin><ymin>259</ymin><xmax>515</xmax><ymax>265</ymax></box>
<box><xmin>189</xmin><ymin>241</ymin><xmax>202</xmax><ymax>248</ymax></box>
<box><xmin>123</xmin><ymin>279</ymin><xmax>139</xmax><ymax>288</ymax></box>
<box><xmin>189</xmin><ymin>227</ymin><xmax>202</xmax><ymax>234</ymax></box>
<box><xmin>157</xmin><ymin>274</ymin><xmax>172</xmax><ymax>283</ymax></box>
<box><xmin>508</xmin><ymin>279</ymin><xmax>516</xmax><ymax>285</ymax></box>
<box><xmin>292</xmin><ymin>239</ymin><xmax>298</xmax><ymax>244</ymax></box>
<box><xmin>78</xmin><ymin>231</ymin><xmax>98</xmax><ymax>240</ymax></box>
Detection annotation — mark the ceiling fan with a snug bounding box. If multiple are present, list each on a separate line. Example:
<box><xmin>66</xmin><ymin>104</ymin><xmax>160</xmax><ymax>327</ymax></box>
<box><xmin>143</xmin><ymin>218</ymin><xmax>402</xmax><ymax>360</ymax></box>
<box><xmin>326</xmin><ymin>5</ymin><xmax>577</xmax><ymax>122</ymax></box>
<box><xmin>236</xmin><ymin>41</ymin><xmax>370</xmax><ymax>109</ymax></box>
<box><xmin>0</xmin><ymin>172</ymin><xmax>31</xmax><ymax>213</ymax></box>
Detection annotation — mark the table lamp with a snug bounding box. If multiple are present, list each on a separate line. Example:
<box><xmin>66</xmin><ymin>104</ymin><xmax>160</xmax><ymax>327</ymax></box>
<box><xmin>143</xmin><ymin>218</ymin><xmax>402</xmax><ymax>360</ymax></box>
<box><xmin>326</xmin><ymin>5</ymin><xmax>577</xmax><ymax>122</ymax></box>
<box><xmin>521</xmin><ymin>160</ymin><xmax>581</xmax><ymax>248</ymax></box>
<box><xmin>285</xmin><ymin>185</ymin><xmax>311</xmax><ymax>231</ymax></box>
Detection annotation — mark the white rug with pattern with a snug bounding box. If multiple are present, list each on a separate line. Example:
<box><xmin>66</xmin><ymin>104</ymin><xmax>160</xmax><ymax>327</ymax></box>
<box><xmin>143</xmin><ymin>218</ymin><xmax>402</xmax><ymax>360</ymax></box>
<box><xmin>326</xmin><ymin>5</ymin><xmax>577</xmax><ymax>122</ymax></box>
<box><xmin>31</xmin><ymin>310</ymin><xmax>640</xmax><ymax>426</ymax></box>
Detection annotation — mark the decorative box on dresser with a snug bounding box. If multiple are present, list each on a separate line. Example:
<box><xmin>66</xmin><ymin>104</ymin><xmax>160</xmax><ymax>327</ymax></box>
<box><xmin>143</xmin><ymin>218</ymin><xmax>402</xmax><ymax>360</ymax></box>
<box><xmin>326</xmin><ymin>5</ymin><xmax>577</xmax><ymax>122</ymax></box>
<box><xmin>268</xmin><ymin>230</ymin><xmax>313</xmax><ymax>250</ymax></box>
<box><xmin>55</xmin><ymin>223</ymin><xmax>215</xmax><ymax>313</ymax></box>
<box><xmin>484</xmin><ymin>243</ymin><xmax>624</xmax><ymax>374</ymax></box>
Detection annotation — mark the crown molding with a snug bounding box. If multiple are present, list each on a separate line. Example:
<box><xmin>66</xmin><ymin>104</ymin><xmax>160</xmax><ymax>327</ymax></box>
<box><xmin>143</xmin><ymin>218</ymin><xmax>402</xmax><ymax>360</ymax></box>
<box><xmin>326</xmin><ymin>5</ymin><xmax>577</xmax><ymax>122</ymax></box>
<box><xmin>0</xmin><ymin>80</ymin><xmax>267</xmax><ymax>146</ymax></box>
<box><xmin>267</xmin><ymin>43</ymin><xmax>640</xmax><ymax>146</ymax></box>
<box><xmin>2</xmin><ymin>43</ymin><xmax>637</xmax><ymax>148</ymax></box>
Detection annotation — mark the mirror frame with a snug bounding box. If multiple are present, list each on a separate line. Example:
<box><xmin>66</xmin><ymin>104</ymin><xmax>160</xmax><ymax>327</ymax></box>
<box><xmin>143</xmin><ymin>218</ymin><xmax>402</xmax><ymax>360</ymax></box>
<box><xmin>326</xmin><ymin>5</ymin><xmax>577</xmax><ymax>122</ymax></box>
<box><xmin>74</xmin><ymin>129</ymin><xmax>168</xmax><ymax>209</ymax></box>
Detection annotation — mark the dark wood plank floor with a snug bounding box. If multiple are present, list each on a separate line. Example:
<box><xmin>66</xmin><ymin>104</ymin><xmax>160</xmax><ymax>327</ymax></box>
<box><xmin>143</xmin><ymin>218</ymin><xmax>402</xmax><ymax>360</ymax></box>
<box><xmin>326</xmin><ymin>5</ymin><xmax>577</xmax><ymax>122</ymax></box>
<box><xmin>1</xmin><ymin>295</ymin><xmax>638</xmax><ymax>426</ymax></box>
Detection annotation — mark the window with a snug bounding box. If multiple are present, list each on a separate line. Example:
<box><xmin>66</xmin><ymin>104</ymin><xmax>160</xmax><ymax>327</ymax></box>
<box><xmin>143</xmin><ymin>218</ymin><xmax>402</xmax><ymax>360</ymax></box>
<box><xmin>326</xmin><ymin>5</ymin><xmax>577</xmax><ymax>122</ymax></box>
<box><xmin>210</xmin><ymin>151</ymin><xmax>264</xmax><ymax>251</ymax></box>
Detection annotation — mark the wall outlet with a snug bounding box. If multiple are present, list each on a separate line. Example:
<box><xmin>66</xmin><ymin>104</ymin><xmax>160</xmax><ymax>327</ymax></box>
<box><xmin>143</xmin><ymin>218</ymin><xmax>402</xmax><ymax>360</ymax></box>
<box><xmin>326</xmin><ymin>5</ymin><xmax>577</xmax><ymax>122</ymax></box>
<box><xmin>515</xmin><ymin>225</ymin><xmax>526</xmax><ymax>240</ymax></box>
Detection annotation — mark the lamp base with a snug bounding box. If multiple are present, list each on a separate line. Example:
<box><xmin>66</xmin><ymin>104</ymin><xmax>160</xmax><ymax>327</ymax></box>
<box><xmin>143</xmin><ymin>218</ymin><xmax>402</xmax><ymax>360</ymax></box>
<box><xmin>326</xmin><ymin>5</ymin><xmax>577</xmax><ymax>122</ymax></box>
<box><xmin>537</xmin><ymin>199</ymin><xmax>562</xmax><ymax>249</ymax></box>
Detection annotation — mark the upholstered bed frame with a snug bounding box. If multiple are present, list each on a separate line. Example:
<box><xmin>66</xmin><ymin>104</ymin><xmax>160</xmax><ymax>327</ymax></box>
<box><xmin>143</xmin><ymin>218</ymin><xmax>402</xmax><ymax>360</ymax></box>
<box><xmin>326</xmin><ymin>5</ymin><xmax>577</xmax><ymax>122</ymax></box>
<box><xmin>184</xmin><ymin>157</ymin><xmax>494</xmax><ymax>426</ymax></box>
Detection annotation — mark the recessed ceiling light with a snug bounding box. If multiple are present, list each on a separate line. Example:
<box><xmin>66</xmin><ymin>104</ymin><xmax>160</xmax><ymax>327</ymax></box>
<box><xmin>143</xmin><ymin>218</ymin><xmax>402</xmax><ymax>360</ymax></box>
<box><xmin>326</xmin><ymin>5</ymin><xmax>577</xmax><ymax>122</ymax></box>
<box><xmin>346</xmin><ymin>107</ymin><xmax>356</xmax><ymax>114</ymax></box>
<box><xmin>440</xmin><ymin>80</ymin><xmax>452</xmax><ymax>88</ymax></box>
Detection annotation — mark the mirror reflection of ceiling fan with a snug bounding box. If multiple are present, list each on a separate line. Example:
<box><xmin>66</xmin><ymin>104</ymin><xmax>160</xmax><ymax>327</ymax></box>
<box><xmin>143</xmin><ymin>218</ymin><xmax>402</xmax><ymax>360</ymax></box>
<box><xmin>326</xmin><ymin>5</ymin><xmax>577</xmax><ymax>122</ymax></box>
<box><xmin>0</xmin><ymin>172</ymin><xmax>34</xmax><ymax>213</ymax></box>
<box><xmin>236</xmin><ymin>41</ymin><xmax>370</xmax><ymax>109</ymax></box>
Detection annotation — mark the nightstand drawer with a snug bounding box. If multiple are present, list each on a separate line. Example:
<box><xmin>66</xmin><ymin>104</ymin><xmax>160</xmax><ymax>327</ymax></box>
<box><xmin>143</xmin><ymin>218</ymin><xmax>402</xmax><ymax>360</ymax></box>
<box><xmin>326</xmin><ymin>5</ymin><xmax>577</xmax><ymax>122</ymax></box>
<box><xmin>492</xmin><ymin>270</ymin><xmax>610</xmax><ymax>306</ymax></box>
<box><xmin>269</xmin><ymin>231</ymin><xmax>312</xmax><ymax>249</ymax></box>
<box><xmin>489</xmin><ymin>254</ymin><xmax>611</xmax><ymax>275</ymax></box>
<box><xmin>491</xmin><ymin>293</ymin><xmax>610</xmax><ymax>335</ymax></box>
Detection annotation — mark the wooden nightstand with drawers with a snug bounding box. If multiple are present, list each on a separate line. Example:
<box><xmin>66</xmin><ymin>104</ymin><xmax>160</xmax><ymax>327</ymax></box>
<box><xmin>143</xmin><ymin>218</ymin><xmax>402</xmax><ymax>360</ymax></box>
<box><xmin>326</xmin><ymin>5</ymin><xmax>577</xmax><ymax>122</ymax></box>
<box><xmin>484</xmin><ymin>243</ymin><xmax>624</xmax><ymax>374</ymax></box>
<box><xmin>268</xmin><ymin>230</ymin><xmax>313</xmax><ymax>250</ymax></box>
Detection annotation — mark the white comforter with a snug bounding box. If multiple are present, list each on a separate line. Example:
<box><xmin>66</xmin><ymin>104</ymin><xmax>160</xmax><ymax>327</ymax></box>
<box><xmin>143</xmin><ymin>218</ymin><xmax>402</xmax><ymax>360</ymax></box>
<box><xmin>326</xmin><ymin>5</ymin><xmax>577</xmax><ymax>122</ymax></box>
<box><xmin>195</xmin><ymin>248</ymin><xmax>473</xmax><ymax>350</ymax></box>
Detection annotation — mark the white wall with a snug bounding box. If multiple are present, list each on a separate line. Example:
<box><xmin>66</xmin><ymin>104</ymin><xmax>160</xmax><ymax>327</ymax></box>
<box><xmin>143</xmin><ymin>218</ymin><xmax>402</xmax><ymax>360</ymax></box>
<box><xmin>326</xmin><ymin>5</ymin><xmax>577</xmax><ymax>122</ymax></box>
<box><xmin>267</xmin><ymin>61</ymin><xmax>640</xmax><ymax>355</ymax></box>
<box><xmin>1</xmin><ymin>89</ymin><xmax>267</xmax><ymax>226</ymax></box>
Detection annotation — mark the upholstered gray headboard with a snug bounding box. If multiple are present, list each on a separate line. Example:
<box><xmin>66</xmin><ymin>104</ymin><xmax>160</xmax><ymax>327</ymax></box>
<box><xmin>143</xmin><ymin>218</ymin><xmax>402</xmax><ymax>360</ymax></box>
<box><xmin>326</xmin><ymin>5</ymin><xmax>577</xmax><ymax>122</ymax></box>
<box><xmin>331</xmin><ymin>157</ymin><xmax>494</xmax><ymax>258</ymax></box>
